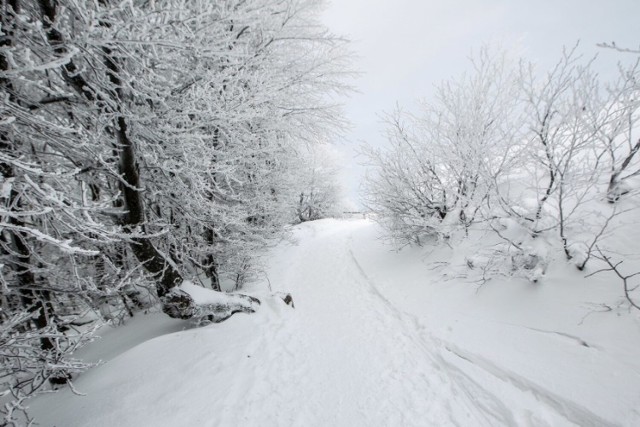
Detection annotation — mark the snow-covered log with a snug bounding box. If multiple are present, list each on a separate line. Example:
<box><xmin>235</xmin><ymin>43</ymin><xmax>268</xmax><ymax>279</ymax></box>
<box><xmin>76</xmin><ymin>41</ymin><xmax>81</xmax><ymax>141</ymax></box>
<box><xmin>161</xmin><ymin>283</ymin><xmax>260</xmax><ymax>322</ymax></box>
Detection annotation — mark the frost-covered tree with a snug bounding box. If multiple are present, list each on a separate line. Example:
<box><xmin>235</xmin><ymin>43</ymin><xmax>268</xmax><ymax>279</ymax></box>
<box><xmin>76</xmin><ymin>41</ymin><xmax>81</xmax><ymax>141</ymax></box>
<box><xmin>364</xmin><ymin>49</ymin><xmax>523</xmax><ymax>244</ymax></box>
<box><xmin>1</xmin><ymin>0</ymin><xmax>349</xmax><ymax>310</ymax></box>
<box><xmin>1</xmin><ymin>0</ymin><xmax>350</xmax><ymax>422</ymax></box>
<box><xmin>295</xmin><ymin>144</ymin><xmax>344</xmax><ymax>222</ymax></box>
<box><xmin>506</xmin><ymin>47</ymin><xmax>639</xmax><ymax>268</ymax></box>
<box><xmin>362</xmin><ymin>109</ymin><xmax>450</xmax><ymax>244</ymax></box>
<box><xmin>365</xmin><ymin>45</ymin><xmax>639</xmax><ymax>280</ymax></box>
<box><xmin>590</xmin><ymin>60</ymin><xmax>640</xmax><ymax>203</ymax></box>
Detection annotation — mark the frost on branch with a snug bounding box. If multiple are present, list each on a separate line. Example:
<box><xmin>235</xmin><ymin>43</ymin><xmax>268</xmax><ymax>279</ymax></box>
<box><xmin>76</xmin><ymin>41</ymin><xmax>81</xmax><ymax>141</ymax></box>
<box><xmin>0</xmin><ymin>0</ymin><xmax>349</xmax><ymax>422</ymax></box>
<box><xmin>0</xmin><ymin>310</ymin><xmax>95</xmax><ymax>425</ymax></box>
<box><xmin>365</xmin><ymin>45</ymin><xmax>640</xmax><ymax>280</ymax></box>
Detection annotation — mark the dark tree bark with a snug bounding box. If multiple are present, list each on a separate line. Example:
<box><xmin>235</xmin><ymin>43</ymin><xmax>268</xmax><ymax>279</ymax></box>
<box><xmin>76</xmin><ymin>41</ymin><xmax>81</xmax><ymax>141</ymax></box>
<box><xmin>533</xmin><ymin>110</ymin><xmax>556</xmax><ymax>237</ymax></box>
<box><xmin>204</xmin><ymin>228</ymin><xmax>221</xmax><ymax>292</ymax></box>
<box><xmin>607</xmin><ymin>138</ymin><xmax>640</xmax><ymax>203</ymax></box>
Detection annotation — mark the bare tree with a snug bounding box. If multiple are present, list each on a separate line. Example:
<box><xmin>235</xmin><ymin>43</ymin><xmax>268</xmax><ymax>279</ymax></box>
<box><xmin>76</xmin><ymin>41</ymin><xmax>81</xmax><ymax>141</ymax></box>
<box><xmin>587</xmin><ymin>249</ymin><xmax>640</xmax><ymax>311</ymax></box>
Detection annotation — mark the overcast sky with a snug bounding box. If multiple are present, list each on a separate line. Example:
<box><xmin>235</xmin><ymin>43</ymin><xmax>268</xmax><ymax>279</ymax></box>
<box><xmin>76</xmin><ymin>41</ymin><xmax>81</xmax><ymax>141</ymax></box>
<box><xmin>321</xmin><ymin>0</ymin><xmax>640</xmax><ymax>209</ymax></box>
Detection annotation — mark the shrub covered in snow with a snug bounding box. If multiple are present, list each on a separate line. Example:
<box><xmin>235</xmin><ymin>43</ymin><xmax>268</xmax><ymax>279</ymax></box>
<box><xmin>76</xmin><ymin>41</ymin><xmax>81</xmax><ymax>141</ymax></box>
<box><xmin>365</xmin><ymin>46</ymin><xmax>640</xmax><ymax>282</ymax></box>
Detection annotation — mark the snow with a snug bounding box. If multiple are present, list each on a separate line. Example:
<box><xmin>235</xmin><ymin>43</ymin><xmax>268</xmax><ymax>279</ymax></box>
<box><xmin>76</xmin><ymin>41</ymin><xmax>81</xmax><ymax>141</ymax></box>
<box><xmin>180</xmin><ymin>281</ymin><xmax>240</xmax><ymax>306</ymax></box>
<box><xmin>28</xmin><ymin>219</ymin><xmax>640</xmax><ymax>426</ymax></box>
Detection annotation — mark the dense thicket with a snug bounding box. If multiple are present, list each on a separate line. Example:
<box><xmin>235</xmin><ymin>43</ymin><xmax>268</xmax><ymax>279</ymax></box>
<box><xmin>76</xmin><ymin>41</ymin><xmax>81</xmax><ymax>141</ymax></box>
<box><xmin>0</xmin><ymin>0</ymin><xmax>349</xmax><ymax>423</ymax></box>
<box><xmin>365</xmin><ymin>47</ymin><xmax>640</xmax><ymax>281</ymax></box>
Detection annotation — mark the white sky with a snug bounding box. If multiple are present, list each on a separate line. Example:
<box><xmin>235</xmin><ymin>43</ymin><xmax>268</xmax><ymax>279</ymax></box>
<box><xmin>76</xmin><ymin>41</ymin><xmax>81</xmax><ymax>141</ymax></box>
<box><xmin>321</xmin><ymin>0</ymin><xmax>640</xmax><ymax>209</ymax></box>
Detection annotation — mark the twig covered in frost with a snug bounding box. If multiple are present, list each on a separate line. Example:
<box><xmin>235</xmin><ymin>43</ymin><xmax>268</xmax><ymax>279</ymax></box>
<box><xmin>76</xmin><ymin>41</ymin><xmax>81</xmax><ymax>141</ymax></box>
<box><xmin>587</xmin><ymin>248</ymin><xmax>640</xmax><ymax>311</ymax></box>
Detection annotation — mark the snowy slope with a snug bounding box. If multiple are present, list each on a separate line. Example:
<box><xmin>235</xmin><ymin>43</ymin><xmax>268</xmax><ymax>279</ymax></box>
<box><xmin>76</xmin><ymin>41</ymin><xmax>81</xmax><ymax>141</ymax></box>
<box><xmin>347</xmin><ymin>221</ymin><xmax>640</xmax><ymax>427</ymax></box>
<box><xmin>29</xmin><ymin>219</ymin><xmax>640</xmax><ymax>426</ymax></box>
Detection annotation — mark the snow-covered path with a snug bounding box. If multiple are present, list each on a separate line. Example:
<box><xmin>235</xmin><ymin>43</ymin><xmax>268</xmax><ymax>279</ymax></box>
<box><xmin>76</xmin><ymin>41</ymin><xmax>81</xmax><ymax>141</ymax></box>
<box><xmin>220</xmin><ymin>221</ymin><xmax>504</xmax><ymax>426</ymax></box>
<box><xmin>29</xmin><ymin>219</ymin><xmax>640</xmax><ymax>426</ymax></box>
<box><xmin>216</xmin><ymin>220</ymin><xmax>605</xmax><ymax>427</ymax></box>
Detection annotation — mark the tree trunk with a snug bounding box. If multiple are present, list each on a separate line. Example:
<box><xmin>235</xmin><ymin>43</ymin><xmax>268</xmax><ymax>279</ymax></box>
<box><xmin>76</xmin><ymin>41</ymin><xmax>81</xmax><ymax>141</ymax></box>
<box><xmin>607</xmin><ymin>138</ymin><xmax>640</xmax><ymax>203</ymax></box>
<box><xmin>204</xmin><ymin>228</ymin><xmax>221</xmax><ymax>291</ymax></box>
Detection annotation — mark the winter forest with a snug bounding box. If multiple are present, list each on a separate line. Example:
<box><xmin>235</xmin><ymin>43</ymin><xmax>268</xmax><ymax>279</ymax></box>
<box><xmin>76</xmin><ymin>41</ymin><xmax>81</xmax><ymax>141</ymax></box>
<box><xmin>1</xmin><ymin>0</ymin><xmax>640</xmax><ymax>426</ymax></box>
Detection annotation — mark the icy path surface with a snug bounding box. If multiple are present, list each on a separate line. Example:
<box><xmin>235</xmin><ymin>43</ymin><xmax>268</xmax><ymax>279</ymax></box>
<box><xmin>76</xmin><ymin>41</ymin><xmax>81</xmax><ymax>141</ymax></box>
<box><xmin>30</xmin><ymin>219</ymin><xmax>639</xmax><ymax>426</ymax></box>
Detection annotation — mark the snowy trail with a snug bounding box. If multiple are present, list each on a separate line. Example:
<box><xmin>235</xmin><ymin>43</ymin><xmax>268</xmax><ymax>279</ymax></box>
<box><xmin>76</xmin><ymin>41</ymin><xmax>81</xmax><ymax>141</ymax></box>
<box><xmin>224</xmin><ymin>224</ymin><xmax>459</xmax><ymax>425</ymax></box>
<box><xmin>29</xmin><ymin>219</ymin><xmax>638</xmax><ymax>426</ymax></box>
<box><xmin>219</xmin><ymin>222</ymin><xmax>521</xmax><ymax>426</ymax></box>
<box><xmin>220</xmin><ymin>220</ymin><xmax>617</xmax><ymax>427</ymax></box>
